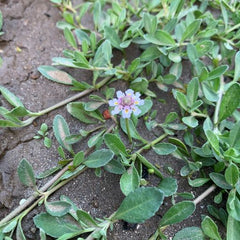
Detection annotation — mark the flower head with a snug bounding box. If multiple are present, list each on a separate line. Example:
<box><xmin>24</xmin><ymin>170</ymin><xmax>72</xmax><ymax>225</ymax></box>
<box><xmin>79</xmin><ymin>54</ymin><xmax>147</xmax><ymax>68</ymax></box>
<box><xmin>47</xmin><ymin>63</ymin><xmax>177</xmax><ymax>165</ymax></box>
<box><xmin>108</xmin><ymin>89</ymin><xmax>144</xmax><ymax>118</ymax></box>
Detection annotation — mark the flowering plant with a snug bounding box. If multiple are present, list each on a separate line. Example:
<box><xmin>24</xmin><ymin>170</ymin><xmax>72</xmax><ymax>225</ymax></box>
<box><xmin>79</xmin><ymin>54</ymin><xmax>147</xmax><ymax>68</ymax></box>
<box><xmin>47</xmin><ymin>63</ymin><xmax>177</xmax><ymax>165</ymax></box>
<box><xmin>109</xmin><ymin>89</ymin><xmax>144</xmax><ymax>118</ymax></box>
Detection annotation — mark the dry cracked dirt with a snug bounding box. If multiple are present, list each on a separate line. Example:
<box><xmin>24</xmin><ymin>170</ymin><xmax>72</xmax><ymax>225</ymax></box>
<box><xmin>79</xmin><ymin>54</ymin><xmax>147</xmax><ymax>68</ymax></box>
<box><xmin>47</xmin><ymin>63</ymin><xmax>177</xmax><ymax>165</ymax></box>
<box><xmin>0</xmin><ymin>1</ymin><xmax>222</xmax><ymax>239</ymax></box>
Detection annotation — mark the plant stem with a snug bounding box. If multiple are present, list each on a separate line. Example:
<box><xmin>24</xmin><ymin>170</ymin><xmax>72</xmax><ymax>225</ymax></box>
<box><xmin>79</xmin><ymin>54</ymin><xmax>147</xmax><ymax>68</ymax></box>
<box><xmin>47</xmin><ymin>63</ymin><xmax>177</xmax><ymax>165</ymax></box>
<box><xmin>134</xmin><ymin>133</ymin><xmax>168</xmax><ymax>179</ymax></box>
<box><xmin>125</xmin><ymin>118</ymin><xmax>132</xmax><ymax>144</ymax></box>
<box><xmin>225</xmin><ymin>22</ymin><xmax>240</xmax><ymax>34</ymax></box>
<box><xmin>193</xmin><ymin>184</ymin><xmax>216</xmax><ymax>205</ymax></box>
<box><xmin>0</xmin><ymin>123</ymin><xmax>116</xmax><ymax>225</ymax></box>
<box><xmin>149</xmin><ymin>184</ymin><xmax>217</xmax><ymax>239</ymax></box>
<box><xmin>22</xmin><ymin>77</ymin><xmax>111</xmax><ymax>127</ymax></box>
<box><xmin>136</xmin><ymin>133</ymin><xmax>168</xmax><ymax>154</ymax></box>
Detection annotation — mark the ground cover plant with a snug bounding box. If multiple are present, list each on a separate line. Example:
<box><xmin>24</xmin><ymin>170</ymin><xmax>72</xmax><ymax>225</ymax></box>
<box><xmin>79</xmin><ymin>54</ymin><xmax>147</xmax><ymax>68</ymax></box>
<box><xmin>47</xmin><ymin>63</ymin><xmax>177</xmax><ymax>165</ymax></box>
<box><xmin>1</xmin><ymin>0</ymin><xmax>240</xmax><ymax>239</ymax></box>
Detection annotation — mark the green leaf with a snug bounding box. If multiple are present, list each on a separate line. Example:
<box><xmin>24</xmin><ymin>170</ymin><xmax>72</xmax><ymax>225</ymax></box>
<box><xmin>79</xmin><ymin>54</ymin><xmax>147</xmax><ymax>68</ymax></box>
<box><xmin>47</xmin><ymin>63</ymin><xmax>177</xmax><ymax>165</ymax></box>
<box><xmin>16</xmin><ymin>222</ymin><xmax>26</xmax><ymax>240</ymax></box>
<box><xmin>67</xmin><ymin>102</ymin><xmax>98</xmax><ymax>124</ymax></box>
<box><xmin>153</xmin><ymin>143</ymin><xmax>177</xmax><ymax>155</ymax></box>
<box><xmin>120</xmin><ymin>118</ymin><xmax>144</xmax><ymax>141</ymax></box>
<box><xmin>74</xmin><ymin>29</ymin><xmax>90</xmax><ymax>45</ymax></box>
<box><xmin>168</xmin><ymin>137</ymin><xmax>189</xmax><ymax>156</ymax></box>
<box><xmin>45</xmin><ymin>201</ymin><xmax>72</xmax><ymax>217</ymax></box>
<box><xmin>38</xmin><ymin>66</ymin><xmax>74</xmax><ymax>85</ymax></box>
<box><xmin>130</xmin><ymin>77</ymin><xmax>148</xmax><ymax>93</ymax></box>
<box><xmin>206</xmin><ymin>130</ymin><xmax>220</xmax><ymax>155</ymax></box>
<box><xmin>0</xmin><ymin>119</ymin><xmax>21</xmax><ymax>128</ymax></box>
<box><xmin>140</xmin><ymin>46</ymin><xmax>162</xmax><ymax>61</ymax></box>
<box><xmin>229</xmin><ymin>122</ymin><xmax>240</xmax><ymax>148</ymax></box>
<box><xmin>175</xmin><ymin>91</ymin><xmax>188</xmax><ymax>111</ymax></box>
<box><xmin>17</xmin><ymin>159</ymin><xmax>36</xmax><ymax>188</ymax></box>
<box><xmin>187</xmin><ymin>78</ymin><xmax>199</xmax><ymax>106</ymax></box>
<box><xmin>112</xmin><ymin>187</ymin><xmax>164</xmax><ymax>223</ymax></box>
<box><xmin>173</xmin><ymin>227</ymin><xmax>204</xmax><ymax>240</ymax></box>
<box><xmin>225</xmin><ymin>163</ymin><xmax>239</xmax><ymax>187</ymax></box>
<box><xmin>227</xmin><ymin>189</ymin><xmax>240</xmax><ymax>221</ymax></box>
<box><xmin>207</xmin><ymin>65</ymin><xmax>229</xmax><ymax>80</ymax></box>
<box><xmin>181</xmin><ymin>19</ymin><xmax>201</xmax><ymax>42</ymax></box>
<box><xmin>137</xmin><ymin>97</ymin><xmax>153</xmax><ymax>117</ymax></box>
<box><xmin>120</xmin><ymin>166</ymin><xmax>140</xmax><ymax>196</ymax></box>
<box><xmin>84</xmin><ymin>101</ymin><xmax>104</xmax><ymax>111</ymax></box>
<box><xmin>104</xmin><ymin>133</ymin><xmax>127</xmax><ymax>156</ymax></box>
<box><xmin>84</xmin><ymin>149</ymin><xmax>114</xmax><ymax>168</ymax></box>
<box><xmin>127</xmin><ymin>58</ymin><xmax>140</xmax><ymax>74</ymax></box>
<box><xmin>34</xmin><ymin>213</ymin><xmax>81</xmax><ymax>238</ymax></box>
<box><xmin>209</xmin><ymin>172</ymin><xmax>232</xmax><ymax>189</ymax></box>
<box><xmin>104</xmin><ymin>26</ymin><xmax>122</xmax><ymax>50</ymax></box>
<box><xmin>143</xmin><ymin>13</ymin><xmax>157</xmax><ymax>34</ymax></box>
<box><xmin>188</xmin><ymin>177</ymin><xmax>210</xmax><ymax>187</ymax></box>
<box><xmin>168</xmin><ymin>52</ymin><xmax>181</xmax><ymax>63</ymax></box>
<box><xmin>170</xmin><ymin>62</ymin><xmax>182</xmax><ymax>79</ymax></box>
<box><xmin>201</xmin><ymin>216</ymin><xmax>222</xmax><ymax>240</ymax></box>
<box><xmin>73</xmin><ymin>151</ymin><xmax>84</xmax><ymax>167</ymax></box>
<box><xmin>44</xmin><ymin>137</ymin><xmax>52</xmax><ymax>148</ymax></box>
<box><xmin>5</xmin><ymin>106</ymin><xmax>30</xmax><ymax>118</ymax></box>
<box><xmin>234</xmin><ymin>51</ymin><xmax>240</xmax><ymax>82</ymax></box>
<box><xmin>76</xmin><ymin>210</ymin><xmax>98</xmax><ymax>227</ymax></box>
<box><xmin>36</xmin><ymin>166</ymin><xmax>61</xmax><ymax>179</ymax></box>
<box><xmin>2</xmin><ymin>219</ymin><xmax>18</xmax><ymax>233</ymax></box>
<box><xmin>227</xmin><ymin>215</ymin><xmax>240</xmax><ymax>240</ymax></box>
<box><xmin>104</xmin><ymin>159</ymin><xmax>125</xmax><ymax>175</ymax></box>
<box><xmin>160</xmin><ymin>201</ymin><xmax>195</xmax><ymax>227</ymax></box>
<box><xmin>64</xmin><ymin>28</ymin><xmax>77</xmax><ymax>48</ymax></box>
<box><xmin>52</xmin><ymin>57</ymin><xmax>81</xmax><ymax>68</ymax></box>
<box><xmin>182</xmin><ymin>116</ymin><xmax>198</xmax><ymax>128</ymax></box>
<box><xmin>195</xmin><ymin>40</ymin><xmax>214</xmax><ymax>57</ymax></box>
<box><xmin>73</xmin><ymin>51</ymin><xmax>90</xmax><ymax>67</ymax></box>
<box><xmin>219</xmin><ymin>83</ymin><xmax>240</xmax><ymax>122</ymax></box>
<box><xmin>53</xmin><ymin>115</ymin><xmax>73</xmax><ymax>153</ymax></box>
<box><xmin>60</xmin><ymin>165</ymin><xmax>85</xmax><ymax>181</ymax></box>
<box><xmin>187</xmin><ymin>44</ymin><xmax>198</xmax><ymax>63</ymax></box>
<box><xmin>144</xmin><ymin>30</ymin><xmax>176</xmax><ymax>46</ymax></box>
<box><xmin>164</xmin><ymin>112</ymin><xmax>178</xmax><ymax>124</ymax></box>
<box><xmin>87</xmin><ymin>130</ymin><xmax>105</xmax><ymax>148</ymax></box>
<box><xmin>0</xmin><ymin>85</ymin><xmax>24</xmax><ymax>107</ymax></box>
<box><xmin>158</xmin><ymin>177</ymin><xmax>178</xmax><ymax>197</ymax></box>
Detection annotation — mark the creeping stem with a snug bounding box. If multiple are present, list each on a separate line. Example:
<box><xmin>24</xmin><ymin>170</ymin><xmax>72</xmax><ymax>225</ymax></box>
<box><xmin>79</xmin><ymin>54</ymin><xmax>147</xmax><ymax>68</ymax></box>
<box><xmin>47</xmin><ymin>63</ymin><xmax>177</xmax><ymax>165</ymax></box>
<box><xmin>22</xmin><ymin>77</ymin><xmax>111</xmax><ymax>127</ymax></box>
<box><xmin>0</xmin><ymin>123</ymin><xmax>116</xmax><ymax>226</ymax></box>
<box><xmin>125</xmin><ymin>118</ymin><xmax>132</xmax><ymax>144</ymax></box>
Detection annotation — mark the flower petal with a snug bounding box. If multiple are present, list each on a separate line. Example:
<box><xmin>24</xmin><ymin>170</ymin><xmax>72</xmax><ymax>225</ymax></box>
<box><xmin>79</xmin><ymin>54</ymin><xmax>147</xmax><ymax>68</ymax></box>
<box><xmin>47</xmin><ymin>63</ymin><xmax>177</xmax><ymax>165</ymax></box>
<box><xmin>111</xmin><ymin>106</ymin><xmax>122</xmax><ymax>115</ymax></box>
<box><xmin>122</xmin><ymin>107</ymin><xmax>132</xmax><ymax>118</ymax></box>
<box><xmin>137</xmin><ymin>99</ymin><xmax>145</xmax><ymax>106</ymax></box>
<box><xmin>125</xmin><ymin>89</ymin><xmax>134</xmax><ymax>96</ymax></box>
<box><xmin>109</xmin><ymin>98</ymin><xmax>119</xmax><ymax>107</ymax></box>
<box><xmin>132</xmin><ymin>106</ymin><xmax>141</xmax><ymax>116</ymax></box>
<box><xmin>116</xmin><ymin>91</ymin><xmax>125</xmax><ymax>98</ymax></box>
<box><xmin>135</xmin><ymin>92</ymin><xmax>141</xmax><ymax>98</ymax></box>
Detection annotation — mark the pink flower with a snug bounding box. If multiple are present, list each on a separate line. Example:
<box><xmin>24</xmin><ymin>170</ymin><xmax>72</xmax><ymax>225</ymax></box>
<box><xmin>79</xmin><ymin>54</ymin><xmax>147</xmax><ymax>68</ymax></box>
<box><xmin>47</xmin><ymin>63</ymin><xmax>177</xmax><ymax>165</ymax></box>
<box><xmin>108</xmin><ymin>89</ymin><xmax>144</xmax><ymax>118</ymax></box>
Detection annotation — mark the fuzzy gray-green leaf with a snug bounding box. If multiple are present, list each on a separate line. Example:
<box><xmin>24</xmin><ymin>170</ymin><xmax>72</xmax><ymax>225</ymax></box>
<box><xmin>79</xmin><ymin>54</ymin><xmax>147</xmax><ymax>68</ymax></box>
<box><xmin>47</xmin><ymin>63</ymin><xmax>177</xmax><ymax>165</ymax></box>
<box><xmin>84</xmin><ymin>149</ymin><xmax>114</xmax><ymax>168</ymax></box>
<box><xmin>160</xmin><ymin>201</ymin><xmax>195</xmax><ymax>227</ymax></box>
<box><xmin>53</xmin><ymin>115</ymin><xmax>73</xmax><ymax>153</ymax></box>
<box><xmin>112</xmin><ymin>187</ymin><xmax>164</xmax><ymax>223</ymax></box>
<box><xmin>17</xmin><ymin>159</ymin><xmax>36</xmax><ymax>188</ymax></box>
<box><xmin>219</xmin><ymin>83</ymin><xmax>240</xmax><ymax>122</ymax></box>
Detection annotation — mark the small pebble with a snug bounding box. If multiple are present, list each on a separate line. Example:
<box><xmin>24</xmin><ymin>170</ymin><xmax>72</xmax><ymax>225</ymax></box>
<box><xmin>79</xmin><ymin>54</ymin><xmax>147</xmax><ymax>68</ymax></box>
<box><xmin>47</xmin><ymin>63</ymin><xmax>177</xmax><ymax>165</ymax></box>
<box><xmin>30</xmin><ymin>70</ymin><xmax>40</xmax><ymax>79</ymax></box>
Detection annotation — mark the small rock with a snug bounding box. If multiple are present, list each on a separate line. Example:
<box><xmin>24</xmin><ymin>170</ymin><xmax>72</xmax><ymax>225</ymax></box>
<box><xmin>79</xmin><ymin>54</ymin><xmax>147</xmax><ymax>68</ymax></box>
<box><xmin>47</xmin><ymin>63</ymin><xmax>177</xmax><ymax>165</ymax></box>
<box><xmin>30</xmin><ymin>69</ymin><xmax>40</xmax><ymax>79</ymax></box>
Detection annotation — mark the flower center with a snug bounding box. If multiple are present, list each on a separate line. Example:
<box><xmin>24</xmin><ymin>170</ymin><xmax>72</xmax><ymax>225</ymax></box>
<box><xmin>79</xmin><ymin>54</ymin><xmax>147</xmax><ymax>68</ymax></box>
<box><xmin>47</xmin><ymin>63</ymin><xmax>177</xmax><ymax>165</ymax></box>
<box><xmin>122</xmin><ymin>96</ymin><xmax>133</xmax><ymax>106</ymax></box>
